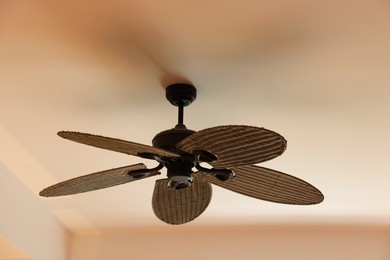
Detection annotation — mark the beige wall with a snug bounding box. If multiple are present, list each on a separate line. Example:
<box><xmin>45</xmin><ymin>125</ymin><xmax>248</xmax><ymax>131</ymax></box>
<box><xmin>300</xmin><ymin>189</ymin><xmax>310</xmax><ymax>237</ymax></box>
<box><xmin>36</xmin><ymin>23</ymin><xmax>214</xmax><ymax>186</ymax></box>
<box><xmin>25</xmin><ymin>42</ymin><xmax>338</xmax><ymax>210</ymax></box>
<box><xmin>70</xmin><ymin>224</ymin><xmax>390</xmax><ymax>260</ymax></box>
<box><xmin>0</xmin><ymin>163</ymin><xmax>70</xmax><ymax>260</ymax></box>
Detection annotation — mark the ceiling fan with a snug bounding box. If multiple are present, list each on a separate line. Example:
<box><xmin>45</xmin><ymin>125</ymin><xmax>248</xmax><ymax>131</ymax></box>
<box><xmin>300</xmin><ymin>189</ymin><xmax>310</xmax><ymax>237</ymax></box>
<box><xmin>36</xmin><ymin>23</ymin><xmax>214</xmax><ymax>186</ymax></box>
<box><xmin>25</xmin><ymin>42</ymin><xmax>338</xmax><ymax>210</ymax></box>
<box><xmin>40</xmin><ymin>83</ymin><xmax>324</xmax><ymax>225</ymax></box>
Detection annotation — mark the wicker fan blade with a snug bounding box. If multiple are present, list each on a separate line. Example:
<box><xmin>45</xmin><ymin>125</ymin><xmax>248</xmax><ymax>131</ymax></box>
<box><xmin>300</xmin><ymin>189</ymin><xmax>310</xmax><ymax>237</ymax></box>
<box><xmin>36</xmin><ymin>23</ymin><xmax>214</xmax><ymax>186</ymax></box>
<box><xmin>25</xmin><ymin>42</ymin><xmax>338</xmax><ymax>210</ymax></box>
<box><xmin>58</xmin><ymin>131</ymin><xmax>180</xmax><ymax>159</ymax></box>
<box><xmin>40</xmin><ymin>163</ymin><xmax>159</xmax><ymax>197</ymax></box>
<box><xmin>152</xmin><ymin>173</ymin><xmax>212</xmax><ymax>225</ymax></box>
<box><xmin>177</xmin><ymin>125</ymin><xmax>286</xmax><ymax>168</ymax></box>
<box><xmin>203</xmin><ymin>165</ymin><xmax>323</xmax><ymax>205</ymax></box>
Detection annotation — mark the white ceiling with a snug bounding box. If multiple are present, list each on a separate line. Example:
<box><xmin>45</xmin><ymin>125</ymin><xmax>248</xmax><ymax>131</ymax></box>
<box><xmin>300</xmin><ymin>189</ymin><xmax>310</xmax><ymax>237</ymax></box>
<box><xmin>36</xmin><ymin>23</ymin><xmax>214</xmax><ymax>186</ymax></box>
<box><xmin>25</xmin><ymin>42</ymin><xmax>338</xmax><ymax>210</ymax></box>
<box><xmin>1</xmin><ymin>0</ymin><xmax>390</xmax><ymax>232</ymax></box>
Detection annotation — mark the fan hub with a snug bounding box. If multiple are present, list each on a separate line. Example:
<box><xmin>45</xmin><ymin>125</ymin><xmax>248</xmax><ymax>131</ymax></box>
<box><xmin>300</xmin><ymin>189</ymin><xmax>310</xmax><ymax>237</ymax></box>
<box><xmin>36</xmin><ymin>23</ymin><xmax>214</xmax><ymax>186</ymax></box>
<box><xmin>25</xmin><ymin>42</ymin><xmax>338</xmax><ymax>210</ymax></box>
<box><xmin>165</xmin><ymin>160</ymin><xmax>194</xmax><ymax>190</ymax></box>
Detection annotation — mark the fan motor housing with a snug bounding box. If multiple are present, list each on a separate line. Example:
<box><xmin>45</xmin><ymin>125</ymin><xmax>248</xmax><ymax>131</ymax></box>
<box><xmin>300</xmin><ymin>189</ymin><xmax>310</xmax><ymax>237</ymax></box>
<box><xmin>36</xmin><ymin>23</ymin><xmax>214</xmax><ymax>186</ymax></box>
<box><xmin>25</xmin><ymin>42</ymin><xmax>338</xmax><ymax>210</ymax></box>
<box><xmin>152</xmin><ymin>127</ymin><xmax>195</xmax><ymax>153</ymax></box>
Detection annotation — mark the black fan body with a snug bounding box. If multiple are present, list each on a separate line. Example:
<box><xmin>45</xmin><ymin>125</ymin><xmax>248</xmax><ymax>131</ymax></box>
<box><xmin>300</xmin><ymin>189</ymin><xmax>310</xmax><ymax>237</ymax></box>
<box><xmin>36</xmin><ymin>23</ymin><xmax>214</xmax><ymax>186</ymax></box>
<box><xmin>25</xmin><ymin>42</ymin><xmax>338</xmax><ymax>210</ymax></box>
<box><xmin>40</xmin><ymin>84</ymin><xmax>324</xmax><ymax>225</ymax></box>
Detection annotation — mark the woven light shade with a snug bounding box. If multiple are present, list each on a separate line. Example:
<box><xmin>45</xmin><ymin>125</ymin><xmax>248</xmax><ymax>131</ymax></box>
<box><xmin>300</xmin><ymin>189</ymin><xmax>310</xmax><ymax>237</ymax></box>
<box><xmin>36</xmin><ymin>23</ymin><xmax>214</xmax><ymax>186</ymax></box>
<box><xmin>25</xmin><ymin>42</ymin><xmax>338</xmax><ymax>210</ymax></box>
<box><xmin>204</xmin><ymin>165</ymin><xmax>324</xmax><ymax>205</ymax></box>
<box><xmin>177</xmin><ymin>125</ymin><xmax>286</xmax><ymax>168</ymax></box>
<box><xmin>152</xmin><ymin>173</ymin><xmax>212</xmax><ymax>224</ymax></box>
<box><xmin>40</xmin><ymin>163</ymin><xmax>159</xmax><ymax>197</ymax></box>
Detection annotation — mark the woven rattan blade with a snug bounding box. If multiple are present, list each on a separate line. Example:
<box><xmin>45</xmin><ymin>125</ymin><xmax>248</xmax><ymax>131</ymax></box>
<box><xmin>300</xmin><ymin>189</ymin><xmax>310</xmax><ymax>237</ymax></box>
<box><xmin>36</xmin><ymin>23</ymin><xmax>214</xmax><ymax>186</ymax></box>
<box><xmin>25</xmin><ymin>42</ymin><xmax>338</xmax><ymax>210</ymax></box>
<box><xmin>58</xmin><ymin>131</ymin><xmax>180</xmax><ymax>159</ymax></box>
<box><xmin>177</xmin><ymin>125</ymin><xmax>286</xmax><ymax>168</ymax></box>
<box><xmin>40</xmin><ymin>163</ymin><xmax>160</xmax><ymax>197</ymax></box>
<box><xmin>203</xmin><ymin>165</ymin><xmax>323</xmax><ymax>205</ymax></box>
<box><xmin>152</xmin><ymin>173</ymin><xmax>212</xmax><ymax>225</ymax></box>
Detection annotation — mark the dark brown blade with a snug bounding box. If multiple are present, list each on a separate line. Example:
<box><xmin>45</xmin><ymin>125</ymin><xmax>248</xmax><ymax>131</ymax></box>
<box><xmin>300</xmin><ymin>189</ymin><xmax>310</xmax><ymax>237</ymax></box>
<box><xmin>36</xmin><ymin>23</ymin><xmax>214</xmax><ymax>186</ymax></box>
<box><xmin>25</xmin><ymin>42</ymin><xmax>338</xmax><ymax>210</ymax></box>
<box><xmin>40</xmin><ymin>163</ymin><xmax>160</xmax><ymax>197</ymax></box>
<box><xmin>58</xmin><ymin>131</ymin><xmax>180</xmax><ymax>159</ymax></box>
<box><xmin>152</xmin><ymin>173</ymin><xmax>212</xmax><ymax>225</ymax></box>
<box><xmin>177</xmin><ymin>125</ymin><xmax>286</xmax><ymax>168</ymax></box>
<box><xmin>203</xmin><ymin>165</ymin><xmax>324</xmax><ymax>205</ymax></box>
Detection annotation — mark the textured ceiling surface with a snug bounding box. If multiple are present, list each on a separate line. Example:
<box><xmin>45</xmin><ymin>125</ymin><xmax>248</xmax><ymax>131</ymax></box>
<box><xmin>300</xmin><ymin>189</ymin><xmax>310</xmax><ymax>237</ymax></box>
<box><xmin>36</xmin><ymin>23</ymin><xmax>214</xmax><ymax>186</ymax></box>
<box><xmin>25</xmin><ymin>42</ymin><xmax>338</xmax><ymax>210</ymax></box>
<box><xmin>1</xmin><ymin>0</ymin><xmax>390</xmax><ymax>232</ymax></box>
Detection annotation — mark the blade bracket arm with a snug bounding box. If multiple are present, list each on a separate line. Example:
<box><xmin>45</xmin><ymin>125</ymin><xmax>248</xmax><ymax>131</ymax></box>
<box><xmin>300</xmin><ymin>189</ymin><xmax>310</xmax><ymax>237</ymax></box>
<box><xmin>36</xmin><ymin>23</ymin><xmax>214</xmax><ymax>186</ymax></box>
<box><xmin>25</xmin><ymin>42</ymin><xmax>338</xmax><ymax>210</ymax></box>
<box><xmin>128</xmin><ymin>163</ymin><xmax>164</xmax><ymax>179</ymax></box>
<box><xmin>137</xmin><ymin>152</ymin><xmax>165</xmax><ymax>162</ymax></box>
<box><xmin>195</xmin><ymin>163</ymin><xmax>234</xmax><ymax>181</ymax></box>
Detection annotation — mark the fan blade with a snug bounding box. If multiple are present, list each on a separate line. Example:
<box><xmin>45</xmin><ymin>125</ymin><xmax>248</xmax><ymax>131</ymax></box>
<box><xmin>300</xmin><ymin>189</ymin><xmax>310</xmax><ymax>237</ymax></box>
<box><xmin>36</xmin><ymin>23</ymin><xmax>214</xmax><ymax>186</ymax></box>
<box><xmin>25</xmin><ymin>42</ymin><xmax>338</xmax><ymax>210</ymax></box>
<box><xmin>58</xmin><ymin>131</ymin><xmax>180</xmax><ymax>159</ymax></box>
<box><xmin>40</xmin><ymin>163</ymin><xmax>160</xmax><ymax>197</ymax></box>
<box><xmin>152</xmin><ymin>173</ymin><xmax>212</xmax><ymax>225</ymax></box>
<box><xmin>177</xmin><ymin>125</ymin><xmax>286</xmax><ymax>168</ymax></box>
<box><xmin>203</xmin><ymin>165</ymin><xmax>323</xmax><ymax>205</ymax></box>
